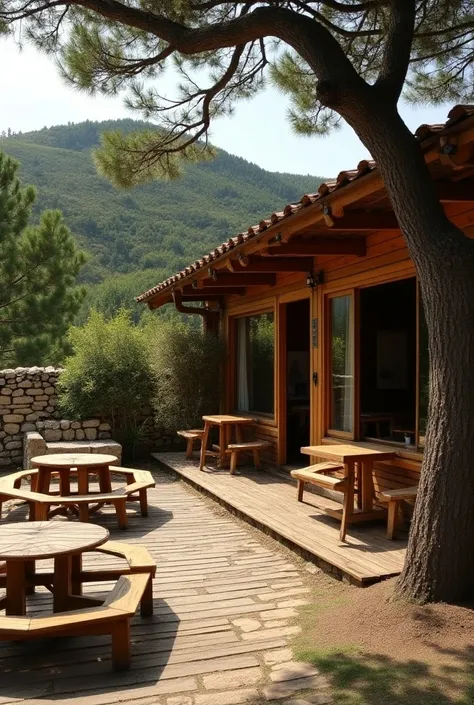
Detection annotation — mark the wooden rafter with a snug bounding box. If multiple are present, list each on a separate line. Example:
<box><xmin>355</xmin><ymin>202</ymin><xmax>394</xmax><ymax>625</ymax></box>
<box><xmin>436</xmin><ymin>182</ymin><xmax>474</xmax><ymax>202</ymax></box>
<box><xmin>226</xmin><ymin>256</ymin><xmax>313</xmax><ymax>273</ymax></box>
<box><xmin>265</xmin><ymin>237</ymin><xmax>367</xmax><ymax>257</ymax></box>
<box><xmin>322</xmin><ymin>211</ymin><xmax>399</xmax><ymax>231</ymax></box>
<box><xmin>181</xmin><ymin>286</ymin><xmax>246</xmax><ymax>296</ymax></box>
<box><xmin>195</xmin><ymin>273</ymin><xmax>277</xmax><ymax>287</ymax></box>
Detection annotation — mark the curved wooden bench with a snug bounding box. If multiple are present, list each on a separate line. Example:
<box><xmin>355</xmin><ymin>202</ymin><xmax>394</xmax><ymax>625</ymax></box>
<box><xmin>0</xmin><ymin>467</ymin><xmax>155</xmax><ymax>528</ymax></box>
<box><xmin>0</xmin><ymin>573</ymin><xmax>150</xmax><ymax>670</ymax></box>
<box><xmin>226</xmin><ymin>441</ymin><xmax>271</xmax><ymax>474</ymax></box>
<box><xmin>177</xmin><ymin>429</ymin><xmax>205</xmax><ymax>459</ymax></box>
<box><xmin>291</xmin><ymin>463</ymin><xmax>345</xmax><ymax>502</ymax></box>
<box><xmin>380</xmin><ymin>485</ymin><xmax>418</xmax><ymax>539</ymax></box>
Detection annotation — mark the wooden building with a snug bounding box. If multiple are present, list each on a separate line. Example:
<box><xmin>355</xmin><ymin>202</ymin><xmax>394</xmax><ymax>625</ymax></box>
<box><xmin>137</xmin><ymin>104</ymin><xmax>474</xmax><ymax>501</ymax></box>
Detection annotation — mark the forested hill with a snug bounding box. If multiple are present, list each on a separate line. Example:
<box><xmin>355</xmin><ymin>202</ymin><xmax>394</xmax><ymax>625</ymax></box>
<box><xmin>1</xmin><ymin>120</ymin><xmax>326</xmax><ymax>318</ymax></box>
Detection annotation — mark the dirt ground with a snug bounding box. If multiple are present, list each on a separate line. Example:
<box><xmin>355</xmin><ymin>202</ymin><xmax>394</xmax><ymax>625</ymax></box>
<box><xmin>294</xmin><ymin>574</ymin><xmax>474</xmax><ymax>703</ymax></box>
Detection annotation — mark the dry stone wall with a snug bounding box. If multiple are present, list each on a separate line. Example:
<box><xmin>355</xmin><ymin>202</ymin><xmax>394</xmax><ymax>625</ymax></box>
<box><xmin>0</xmin><ymin>366</ymin><xmax>171</xmax><ymax>469</ymax></box>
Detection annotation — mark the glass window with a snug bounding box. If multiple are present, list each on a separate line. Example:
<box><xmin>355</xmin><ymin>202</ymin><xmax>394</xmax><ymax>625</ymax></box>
<box><xmin>236</xmin><ymin>312</ymin><xmax>274</xmax><ymax>415</ymax></box>
<box><xmin>330</xmin><ymin>296</ymin><xmax>354</xmax><ymax>433</ymax></box>
<box><xmin>418</xmin><ymin>298</ymin><xmax>429</xmax><ymax>448</ymax></box>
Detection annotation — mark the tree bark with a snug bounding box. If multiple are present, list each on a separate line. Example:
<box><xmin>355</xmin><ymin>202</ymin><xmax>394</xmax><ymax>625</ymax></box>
<box><xmin>334</xmin><ymin>100</ymin><xmax>474</xmax><ymax>603</ymax></box>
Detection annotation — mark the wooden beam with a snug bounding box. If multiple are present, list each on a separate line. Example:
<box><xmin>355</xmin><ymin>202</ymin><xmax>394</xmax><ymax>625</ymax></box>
<box><xmin>180</xmin><ymin>294</ymin><xmax>225</xmax><ymax>302</ymax></box>
<box><xmin>199</xmin><ymin>273</ymin><xmax>277</xmax><ymax>287</ymax></box>
<box><xmin>181</xmin><ymin>286</ymin><xmax>246</xmax><ymax>297</ymax></box>
<box><xmin>436</xmin><ymin>182</ymin><xmax>474</xmax><ymax>203</ymax></box>
<box><xmin>322</xmin><ymin>210</ymin><xmax>399</xmax><ymax>231</ymax></box>
<box><xmin>265</xmin><ymin>237</ymin><xmax>366</xmax><ymax>257</ymax></box>
<box><xmin>226</xmin><ymin>257</ymin><xmax>313</xmax><ymax>273</ymax></box>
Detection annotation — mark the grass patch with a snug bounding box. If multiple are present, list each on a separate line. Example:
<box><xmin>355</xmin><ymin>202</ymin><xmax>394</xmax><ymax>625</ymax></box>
<box><xmin>294</xmin><ymin>644</ymin><xmax>474</xmax><ymax>705</ymax></box>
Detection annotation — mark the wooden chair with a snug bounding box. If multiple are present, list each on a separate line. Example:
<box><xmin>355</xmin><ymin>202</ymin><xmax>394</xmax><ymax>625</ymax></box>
<box><xmin>226</xmin><ymin>441</ymin><xmax>271</xmax><ymax>474</ymax></box>
<box><xmin>0</xmin><ymin>573</ymin><xmax>150</xmax><ymax>671</ymax></box>
<box><xmin>380</xmin><ymin>485</ymin><xmax>418</xmax><ymax>539</ymax></box>
<box><xmin>177</xmin><ymin>429</ymin><xmax>205</xmax><ymax>459</ymax></box>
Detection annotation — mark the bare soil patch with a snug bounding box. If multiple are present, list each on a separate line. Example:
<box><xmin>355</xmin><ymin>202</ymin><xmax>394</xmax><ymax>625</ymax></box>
<box><xmin>294</xmin><ymin>575</ymin><xmax>474</xmax><ymax>704</ymax></box>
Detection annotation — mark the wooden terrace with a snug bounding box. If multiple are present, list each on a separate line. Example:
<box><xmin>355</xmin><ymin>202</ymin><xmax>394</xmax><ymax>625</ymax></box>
<box><xmin>154</xmin><ymin>452</ymin><xmax>407</xmax><ymax>585</ymax></box>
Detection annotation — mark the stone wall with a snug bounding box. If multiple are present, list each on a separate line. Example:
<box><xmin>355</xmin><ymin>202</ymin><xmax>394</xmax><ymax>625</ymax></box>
<box><xmin>0</xmin><ymin>366</ymin><xmax>172</xmax><ymax>469</ymax></box>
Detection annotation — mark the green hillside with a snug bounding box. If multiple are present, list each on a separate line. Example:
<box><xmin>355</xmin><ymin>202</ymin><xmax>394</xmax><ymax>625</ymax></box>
<box><xmin>0</xmin><ymin>120</ymin><xmax>326</xmax><ymax>318</ymax></box>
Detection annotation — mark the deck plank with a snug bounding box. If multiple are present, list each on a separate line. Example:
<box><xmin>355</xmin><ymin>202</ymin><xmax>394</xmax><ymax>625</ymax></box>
<box><xmin>154</xmin><ymin>452</ymin><xmax>407</xmax><ymax>583</ymax></box>
<box><xmin>0</xmin><ymin>469</ymin><xmax>332</xmax><ymax>704</ymax></box>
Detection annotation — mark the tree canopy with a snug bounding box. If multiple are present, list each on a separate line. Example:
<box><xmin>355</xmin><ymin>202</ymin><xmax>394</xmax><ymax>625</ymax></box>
<box><xmin>0</xmin><ymin>151</ymin><xmax>85</xmax><ymax>366</ymax></box>
<box><xmin>1</xmin><ymin>2</ymin><xmax>471</xmax><ymax>184</ymax></box>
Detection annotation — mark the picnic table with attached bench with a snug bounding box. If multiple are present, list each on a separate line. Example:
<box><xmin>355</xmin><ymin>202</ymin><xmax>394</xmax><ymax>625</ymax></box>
<box><xmin>0</xmin><ymin>521</ymin><xmax>156</xmax><ymax>670</ymax></box>
<box><xmin>297</xmin><ymin>444</ymin><xmax>395</xmax><ymax>541</ymax></box>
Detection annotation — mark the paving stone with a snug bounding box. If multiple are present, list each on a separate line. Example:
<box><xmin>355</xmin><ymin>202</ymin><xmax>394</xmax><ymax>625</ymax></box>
<box><xmin>167</xmin><ymin>697</ymin><xmax>194</xmax><ymax>705</ymax></box>
<box><xmin>203</xmin><ymin>667</ymin><xmax>263</xmax><ymax>690</ymax></box>
<box><xmin>260</xmin><ymin>608</ymin><xmax>298</xmax><ymax>620</ymax></box>
<box><xmin>282</xmin><ymin>696</ymin><xmax>333</xmax><ymax>705</ymax></box>
<box><xmin>277</xmin><ymin>599</ymin><xmax>309</xmax><ymax>609</ymax></box>
<box><xmin>242</xmin><ymin>626</ymin><xmax>301</xmax><ymax>642</ymax></box>
<box><xmin>270</xmin><ymin>662</ymin><xmax>320</xmax><ymax>682</ymax></box>
<box><xmin>263</xmin><ymin>676</ymin><xmax>329</xmax><ymax>700</ymax></box>
<box><xmin>232</xmin><ymin>618</ymin><xmax>262</xmax><ymax>633</ymax></box>
<box><xmin>194</xmin><ymin>689</ymin><xmax>259</xmax><ymax>705</ymax></box>
<box><xmin>264</xmin><ymin>620</ymin><xmax>289</xmax><ymax>628</ymax></box>
<box><xmin>264</xmin><ymin>648</ymin><xmax>294</xmax><ymax>665</ymax></box>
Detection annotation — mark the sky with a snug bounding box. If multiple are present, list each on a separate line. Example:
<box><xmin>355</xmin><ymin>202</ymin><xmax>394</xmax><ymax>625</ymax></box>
<box><xmin>1</xmin><ymin>38</ymin><xmax>453</xmax><ymax>178</ymax></box>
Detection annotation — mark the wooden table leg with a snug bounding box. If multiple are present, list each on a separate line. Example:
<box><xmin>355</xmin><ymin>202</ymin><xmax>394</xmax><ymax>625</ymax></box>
<box><xmin>36</xmin><ymin>467</ymin><xmax>51</xmax><ymax>495</ymax></box>
<box><xmin>361</xmin><ymin>461</ymin><xmax>375</xmax><ymax>512</ymax></box>
<box><xmin>356</xmin><ymin>462</ymin><xmax>363</xmax><ymax>510</ymax></box>
<box><xmin>218</xmin><ymin>425</ymin><xmax>226</xmax><ymax>468</ymax></box>
<box><xmin>199</xmin><ymin>422</ymin><xmax>211</xmax><ymax>471</ymax></box>
<box><xmin>25</xmin><ymin>560</ymin><xmax>35</xmax><ymax>595</ymax></box>
<box><xmin>340</xmin><ymin>462</ymin><xmax>355</xmax><ymax>543</ymax></box>
<box><xmin>53</xmin><ymin>554</ymin><xmax>72</xmax><ymax>613</ymax></box>
<box><xmin>60</xmin><ymin>468</ymin><xmax>71</xmax><ymax>496</ymax></box>
<box><xmin>71</xmin><ymin>554</ymin><xmax>83</xmax><ymax>596</ymax></box>
<box><xmin>98</xmin><ymin>467</ymin><xmax>112</xmax><ymax>493</ymax></box>
<box><xmin>5</xmin><ymin>560</ymin><xmax>27</xmax><ymax>616</ymax></box>
<box><xmin>77</xmin><ymin>467</ymin><xmax>89</xmax><ymax>495</ymax></box>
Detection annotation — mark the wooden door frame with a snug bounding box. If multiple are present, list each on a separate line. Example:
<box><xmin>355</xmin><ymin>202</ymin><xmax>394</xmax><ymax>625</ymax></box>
<box><xmin>277</xmin><ymin>289</ymin><xmax>312</xmax><ymax>466</ymax></box>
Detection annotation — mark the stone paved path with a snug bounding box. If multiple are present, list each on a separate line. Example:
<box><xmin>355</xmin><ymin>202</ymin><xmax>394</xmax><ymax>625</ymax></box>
<box><xmin>0</xmin><ymin>470</ymin><xmax>332</xmax><ymax>705</ymax></box>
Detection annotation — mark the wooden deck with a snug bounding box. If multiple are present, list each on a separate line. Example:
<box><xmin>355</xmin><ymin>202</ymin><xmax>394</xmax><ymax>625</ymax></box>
<box><xmin>0</xmin><ymin>472</ymin><xmax>329</xmax><ymax>704</ymax></box>
<box><xmin>154</xmin><ymin>452</ymin><xmax>408</xmax><ymax>585</ymax></box>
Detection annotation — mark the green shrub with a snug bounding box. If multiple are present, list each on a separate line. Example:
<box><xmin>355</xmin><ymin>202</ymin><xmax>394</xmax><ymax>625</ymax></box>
<box><xmin>149</xmin><ymin>319</ymin><xmax>225</xmax><ymax>433</ymax></box>
<box><xmin>58</xmin><ymin>310</ymin><xmax>153</xmax><ymax>454</ymax></box>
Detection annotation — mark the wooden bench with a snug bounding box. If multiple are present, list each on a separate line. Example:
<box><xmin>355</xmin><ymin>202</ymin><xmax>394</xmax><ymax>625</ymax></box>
<box><xmin>226</xmin><ymin>441</ymin><xmax>271</xmax><ymax>475</ymax></box>
<box><xmin>291</xmin><ymin>463</ymin><xmax>346</xmax><ymax>502</ymax></box>
<box><xmin>380</xmin><ymin>485</ymin><xmax>418</xmax><ymax>539</ymax></box>
<box><xmin>0</xmin><ymin>539</ymin><xmax>156</xmax><ymax>617</ymax></box>
<box><xmin>177</xmin><ymin>429</ymin><xmax>205</xmax><ymax>459</ymax></box>
<box><xmin>0</xmin><ymin>467</ymin><xmax>155</xmax><ymax>529</ymax></box>
<box><xmin>0</xmin><ymin>573</ymin><xmax>150</xmax><ymax>670</ymax></box>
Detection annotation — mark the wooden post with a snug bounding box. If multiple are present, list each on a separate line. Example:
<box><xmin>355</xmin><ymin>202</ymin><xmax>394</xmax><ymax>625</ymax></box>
<box><xmin>140</xmin><ymin>575</ymin><xmax>153</xmax><ymax>617</ymax></box>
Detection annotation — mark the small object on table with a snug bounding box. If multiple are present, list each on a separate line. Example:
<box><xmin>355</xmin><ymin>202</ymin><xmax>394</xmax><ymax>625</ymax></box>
<box><xmin>300</xmin><ymin>445</ymin><xmax>395</xmax><ymax>541</ymax></box>
<box><xmin>200</xmin><ymin>415</ymin><xmax>255</xmax><ymax>471</ymax></box>
<box><xmin>0</xmin><ymin>521</ymin><xmax>109</xmax><ymax>616</ymax></box>
<box><xmin>31</xmin><ymin>453</ymin><xmax>119</xmax><ymax>496</ymax></box>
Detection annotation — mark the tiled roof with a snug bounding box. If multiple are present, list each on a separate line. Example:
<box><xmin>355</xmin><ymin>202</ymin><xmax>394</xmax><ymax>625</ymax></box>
<box><xmin>136</xmin><ymin>104</ymin><xmax>474</xmax><ymax>304</ymax></box>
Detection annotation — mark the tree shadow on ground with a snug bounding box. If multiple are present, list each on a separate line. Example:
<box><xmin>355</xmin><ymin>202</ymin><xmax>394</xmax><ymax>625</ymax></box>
<box><xmin>296</xmin><ymin>646</ymin><xmax>474</xmax><ymax>705</ymax></box>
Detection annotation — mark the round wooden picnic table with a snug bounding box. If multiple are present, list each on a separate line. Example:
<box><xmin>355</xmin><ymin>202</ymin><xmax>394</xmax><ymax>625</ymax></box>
<box><xmin>0</xmin><ymin>521</ymin><xmax>109</xmax><ymax>616</ymax></box>
<box><xmin>31</xmin><ymin>453</ymin><xmax>119</xmax><ymax>496</ymax></box>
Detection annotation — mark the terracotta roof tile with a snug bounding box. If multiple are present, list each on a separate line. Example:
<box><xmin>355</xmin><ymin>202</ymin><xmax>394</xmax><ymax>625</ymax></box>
<box><xmin>137</xmin><ymin>105</ymin><xmax>474</xmax><ymax>304</ymax></box>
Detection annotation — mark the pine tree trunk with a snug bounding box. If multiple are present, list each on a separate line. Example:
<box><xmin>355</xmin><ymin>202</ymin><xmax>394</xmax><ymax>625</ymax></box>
<box><xmin>340</xmin><ymin>104</ymin><xmax>474</xmax><ymax>602</ymax></box>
